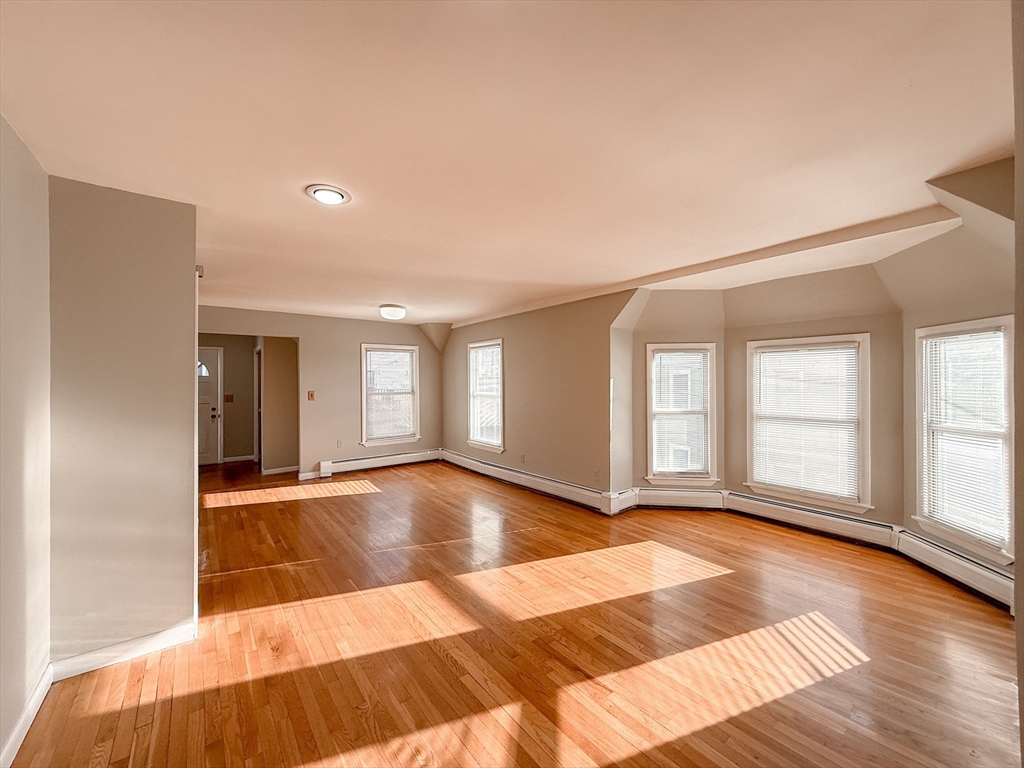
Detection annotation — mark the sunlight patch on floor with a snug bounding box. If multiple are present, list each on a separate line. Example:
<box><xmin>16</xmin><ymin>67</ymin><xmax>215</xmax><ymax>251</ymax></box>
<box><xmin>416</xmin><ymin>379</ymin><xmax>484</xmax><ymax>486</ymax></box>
<box><xmin>200</xmin><ymin>478</ymin><xmax>381</xmax><ymax>508</ymax></box>
<box><xmin>206</xmin><ymin>578</ymin><xmax>482</xmax><ymax>675</ymax></box>
<box><xmin>456</xmin><ymin>540</ymin><xmax>732</xmax><ymax>621</ymax></box>
<box><xmin>554</xmin><ymin>611</ymin><xmax>868</xmax><ymax>764</ymax></box>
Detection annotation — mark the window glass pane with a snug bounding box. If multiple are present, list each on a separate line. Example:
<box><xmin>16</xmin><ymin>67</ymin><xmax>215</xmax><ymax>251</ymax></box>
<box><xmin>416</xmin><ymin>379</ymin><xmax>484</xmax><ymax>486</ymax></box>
<box><xmin>364</xmin><ymin>348</ymin><xmax>416</xmax><ymax>440</ymax></box>
<box><xmin>652</xmin><ymin>351</ymin><xmax>706</xmax><ymax>412</ymax></box>
<box><xmin>653</xmin><ymin>413</ymin><xmax>707</xmax><ymax>473</ymax></box>
<box><xmin>921</xmin><ymin>328</ymin><xmax>1010</xmax><ymax>547</ymax></box>
<box><xmin>366</xmin><ymin>392</ymin><xmax>414</xmax><ymax>440</ymax></box>
<box><xmin>924</xmin><ymin>332</ymin><xmax>1006</xmax><ymax>431</ymax></box>
<box><xmin>753</xmin><ymin>418</ymin><xmax>858</xmax><ymax>499</ymax></box>
<box><xmin>649</xmin><ymin>348</ymin><xmax>710</xmax><ymax>475</ymax></box>
<box><xmin>755</xmin><ymin>346</ymin><xmax>858</xmax><ymax>420</ymax></box>
<box><xmin>470</xmin><ymin>343</ymin><xmax>503</xmax><ymax>446</ymax></box>
<box><xmin>751</xmin><ymin>342</ymin><xmax>861</xmax><ymax>501</ymax></box>
<box><xmin>366</xmin><ymin>350</ymin><xmax>413</xmax><ymax>393</ymax></box>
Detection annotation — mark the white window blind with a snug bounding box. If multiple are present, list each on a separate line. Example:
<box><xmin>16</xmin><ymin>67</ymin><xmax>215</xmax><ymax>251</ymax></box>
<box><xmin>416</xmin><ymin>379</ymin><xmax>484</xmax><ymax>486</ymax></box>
<box><xmin>363</xmin><ymin>346</ymin><xmax>418</xmax><ymax>443</ymax></box>
<box><xmin>650</xmin><ymin>348</ymin><xmax>710</xmax><ymax>475</ymax></box>
<box><xmin>920</xmin><ymin>328</ymin><xmax>1011</xmax><ymax>550</ymax></box>
<box><xmin>469</xmin><ymin>341</ymin><xmax>503</xmax><ymax>448</ymax></box>
<box><xmin>751</xmin><ymin>341</ymin><xmax>862</xmax><ymax>502</ymax></box>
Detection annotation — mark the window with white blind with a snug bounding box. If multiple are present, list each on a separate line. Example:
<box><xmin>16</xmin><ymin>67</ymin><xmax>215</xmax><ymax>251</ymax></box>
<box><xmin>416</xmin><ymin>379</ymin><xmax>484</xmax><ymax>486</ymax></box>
<box><xmin>646</xmin><ymin>343</ymin><xmax>717</xmax><ymax>484</ymax></box>
<box><xmin>468</xmin><ymin>339</ymin><xmax>503</xmax><ymax>452</ymax></box>
<box><xmin>915</xmin><ymin>317</ymin><xmax>1013</xmax><ymax>562</ymax></box>
<box><xmin>361</xmin><ymin>344</ymin><xmax>420</xmax><ymax>445</ymax></box>
<box><xmin>747</xmin><ymin>334</ymin><xmax>870</xmax><ymax>512</ymax></box>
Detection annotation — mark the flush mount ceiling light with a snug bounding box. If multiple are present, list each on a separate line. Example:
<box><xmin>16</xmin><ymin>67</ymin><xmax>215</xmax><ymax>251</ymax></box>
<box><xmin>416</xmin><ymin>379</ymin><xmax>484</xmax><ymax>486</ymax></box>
<box><xmin>305</xmin><ymin>184</ymin><xmax>350</xmax><ymax>206</ymax></box>
<box><xmin>379</xmin><ymin>304</ymin><xmax>407</xmax><ymax>321</ymax></box>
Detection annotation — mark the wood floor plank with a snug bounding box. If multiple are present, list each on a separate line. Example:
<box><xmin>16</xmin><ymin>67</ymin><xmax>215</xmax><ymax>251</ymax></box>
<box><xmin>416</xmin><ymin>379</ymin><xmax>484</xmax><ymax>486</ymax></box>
<box><xmin>11</xmin><ymin>460</ymin><xmax>1018</xmax><ymax>767</ymax></box>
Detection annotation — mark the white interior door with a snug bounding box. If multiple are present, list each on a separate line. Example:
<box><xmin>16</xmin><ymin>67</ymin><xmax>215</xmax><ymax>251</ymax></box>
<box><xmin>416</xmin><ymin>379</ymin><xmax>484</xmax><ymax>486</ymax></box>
<box><xmin>198</xmin><ymin>347</ymin><xmax>223</xmax><ymax>465</ymax></box>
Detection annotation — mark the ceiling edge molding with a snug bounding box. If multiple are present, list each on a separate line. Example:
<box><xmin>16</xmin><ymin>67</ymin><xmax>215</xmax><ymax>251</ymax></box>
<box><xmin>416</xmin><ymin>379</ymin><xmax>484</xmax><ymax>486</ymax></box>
<box><xmin>452</xmin><ymin>205</ymin><xmax>959</xmax><ymax>328</ymax></box>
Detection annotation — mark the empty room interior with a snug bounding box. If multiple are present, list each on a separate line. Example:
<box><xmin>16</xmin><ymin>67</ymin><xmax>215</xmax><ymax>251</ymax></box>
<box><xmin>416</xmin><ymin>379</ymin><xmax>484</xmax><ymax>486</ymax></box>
<box><xmin>2</xmin><ymin>1</ymin><xmax>1024</xmax><ymax>766</ymax></box>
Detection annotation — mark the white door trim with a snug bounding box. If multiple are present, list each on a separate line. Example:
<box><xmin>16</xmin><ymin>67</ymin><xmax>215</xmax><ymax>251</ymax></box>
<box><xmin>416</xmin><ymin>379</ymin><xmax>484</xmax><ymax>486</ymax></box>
<box><xmin>198</xmin><ymin>346</ymin><xmax>224</xmax><ymax>464</ymax></box>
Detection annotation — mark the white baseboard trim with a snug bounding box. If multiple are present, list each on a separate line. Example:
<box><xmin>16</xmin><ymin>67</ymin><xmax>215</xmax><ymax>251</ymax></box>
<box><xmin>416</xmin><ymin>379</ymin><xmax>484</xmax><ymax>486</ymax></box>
<box><xmin>309</xmin><ymin>449</ymin><xmax>442</xmax><ymax>480</ymax></box>
<box><xmin>0</xmin><ymin>662</ymin><xmax>53</xmax><ymax>768</ymax></box>
<box><xmin>261</xmin><ymin>465</ymin><xmax>299</xmax><ymax>476</ymax></box>
<box><xmin>601</xmin><ymin>488</ymin><xmax>638</xmax><ymax>516</ymax></box>
<box><xmin>441</xmin><ymin>449</ymin><xmax>605</xmax><ymax>510</ymax></box>
<box><xmin>51</xmin><ymin>620</ymin><xmax>197</xmax><ymax>682</ymax></box>
<box><xmin>637</xmin><ymin>487</ymin><xmax>725</xmax><ymax>510</ymax></box>
<box><xmin>894</xmin><ymin>530</ymin><xmax>1013</xmax><ymax>606</ymax></box>
<box><xmin>222</xmin><ymin>455</ymin><xmax>254</xmax><ymax>463</ymax></box>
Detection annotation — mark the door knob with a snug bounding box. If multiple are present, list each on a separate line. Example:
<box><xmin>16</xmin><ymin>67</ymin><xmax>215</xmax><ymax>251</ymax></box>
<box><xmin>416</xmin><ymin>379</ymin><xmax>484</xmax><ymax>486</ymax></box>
<box><xmin>211</xmin><ymin>414</ymin><xmax>217</xmax><ymax>419</ymax></box>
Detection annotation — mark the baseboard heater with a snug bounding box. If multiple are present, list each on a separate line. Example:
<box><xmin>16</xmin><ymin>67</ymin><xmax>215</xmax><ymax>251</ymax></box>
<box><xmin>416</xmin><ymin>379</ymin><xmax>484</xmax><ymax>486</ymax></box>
<box><xmin>311</xmin><ymin>449</ymin><xmax>441</xmax><ymax>479</ymax></box>
<box><xmin>724</xmin><ymin>491</ymin><xmax>1011</xmax><ymax>606</ymax></box>
<box><xmin>893</xmin><ymin>530</ymin><xmax>1013</xmax><ymax>607</ymax></box>
<box><xmin>440</xmin><ymin>449</ymin><xmax>605</xmax><ymax>511</ymax></box>
<box><xmin>724</xmin><ymin>491</ymin><xmax>895</xmax><ymax>547</ymax></box>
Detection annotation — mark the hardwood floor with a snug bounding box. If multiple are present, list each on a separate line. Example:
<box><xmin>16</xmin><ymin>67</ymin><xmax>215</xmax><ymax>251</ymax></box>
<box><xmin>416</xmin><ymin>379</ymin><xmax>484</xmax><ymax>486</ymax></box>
<box><xmin>14</xmin><ymin>460</ymin><xmax>1017</xmax><ymax>767</ymax></box>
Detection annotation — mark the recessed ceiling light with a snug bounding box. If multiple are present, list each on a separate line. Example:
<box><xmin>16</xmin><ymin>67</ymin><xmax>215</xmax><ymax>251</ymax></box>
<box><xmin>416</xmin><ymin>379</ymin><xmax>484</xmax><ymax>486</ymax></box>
<box><xmin>379</xmin><ymin>304</ymin><xmax>407</xmax><ymax>321</ymax></box>
<box><xmin>305</xmin><ymin>184</ymin><xmax>350</xmax><ymax>206</ymax></box>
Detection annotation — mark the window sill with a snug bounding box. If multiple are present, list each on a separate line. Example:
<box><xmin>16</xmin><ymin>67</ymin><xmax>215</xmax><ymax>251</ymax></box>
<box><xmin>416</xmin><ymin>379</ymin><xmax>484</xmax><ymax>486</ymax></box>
<box><xmin>467</xmin><ymin>440</ymin><xmax>504</xmax><ymax>454</ymax></box>
<box><xmin>743</xmin><ymin>483</ymin><xmax>873</xmax><ymax>515</ymax></box>
<box><xmin>911</xmin><ymin>516</ymin><xmax>1014</xmax><ymax>565</ymax></box>
<box><xmin>645</xmin><ymin>476</ymin><xmax>721</xmax><ymax>488</ymax></box>
<box><xmin>360</xmin><ymin>435</ymin><xmax>421</xmax><ymax>448</ymax></box>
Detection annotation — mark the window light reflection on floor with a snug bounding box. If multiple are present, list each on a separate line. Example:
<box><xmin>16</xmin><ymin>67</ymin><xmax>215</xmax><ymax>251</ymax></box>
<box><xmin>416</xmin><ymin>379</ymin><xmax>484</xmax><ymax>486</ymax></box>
<box><xmin>200</xmin><ymin>478</ymin><xmax>381</xmax><ymax>508</ymax></box>
<box><xmin>554</xmin><ymin>610</ymin><xmax>869</xmax><ymax>764</ymax></box>
<box><xmin>455</xmin><ymin>540</ymin><xmax>733</xmax><ymax>621</ymax></box>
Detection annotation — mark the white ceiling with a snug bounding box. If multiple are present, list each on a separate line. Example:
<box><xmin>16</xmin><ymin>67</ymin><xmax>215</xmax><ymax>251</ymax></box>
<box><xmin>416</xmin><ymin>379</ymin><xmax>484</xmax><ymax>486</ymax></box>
<box><xmin>0</xmin><ymin>1</ymin><xmax>1014</xmax><ymax>325</ymax></box>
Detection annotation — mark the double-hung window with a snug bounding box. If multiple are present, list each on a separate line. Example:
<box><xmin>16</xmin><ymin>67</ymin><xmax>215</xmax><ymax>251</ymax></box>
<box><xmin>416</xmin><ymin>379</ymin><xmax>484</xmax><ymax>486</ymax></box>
<box><xmin>361</xmin><ymin>344</ymin><xmax>420</xmax><ymax>446</ymax></box>
<box><xmin>646</xmin><ymin>343</ymin><xmax>716</xmax><ymax>484</ymax></box>
<box><xmin>747</xmin><ymin>334</ymin><xmax>870</xmax><ymax>512</ymax></box>
<box><xmin>915</xmin><ymin>317</ymin><xmax>1013</xmax><ymax>562</ymax></box>
<box><xmin>468</xmin><ymin>339</ymin><xmax>503</xmax><ymax>452</ymax></box>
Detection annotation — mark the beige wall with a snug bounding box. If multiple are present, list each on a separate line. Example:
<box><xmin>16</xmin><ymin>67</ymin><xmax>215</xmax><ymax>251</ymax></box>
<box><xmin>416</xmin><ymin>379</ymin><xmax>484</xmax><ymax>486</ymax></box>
<box><xmin>443</xmin><ymin>292</ymin><xmax>633</xmax><ymax>491</ymax></box>
<box><xmin>198</xmin><ymin>306</ymin><xmax>442</xmax><ymax>474</ymax></box>
<box><xmin>610</xmin><ymin>326</ymin><xmax>633</xmax><ymax>492</ymax></box>
<box><xmin>723</xmin><ymin>264</ymin><xmax>899</xmax><ymax>327</ymax></box>
<box><xmin>260</xmin><ymin>336</ymin><xmax>299</xmax><ymax>471</ymax></box>
<box><xmin>0</xmin><ymin>118</ymin><xmax>51</xmax><ymax>754</ymax></box>
<box><xmin>49</xmin><ymin>177</ymin><xmax>196</xmax><ymax>661</ymax></box>
<box><xmin>631</xmin><ymin>290</ymin><xmax>726</xmax><ymax>488</ymax></box>
<box><xmin>198</xmin><ymin>333</ymin><xmax>256</xmax><ymax>460</ymax></box>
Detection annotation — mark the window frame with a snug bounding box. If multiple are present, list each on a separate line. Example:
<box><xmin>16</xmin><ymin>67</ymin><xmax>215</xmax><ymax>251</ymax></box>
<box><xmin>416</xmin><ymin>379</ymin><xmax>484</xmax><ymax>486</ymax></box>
<box><xmin>745</xmin><ymin>333</ymin><xmax>872</xmax><ymax>514</ymax></box>
<box><xmin>467</xmin><ymin>338</ymin><xmax>505</xmax><ymax>454</ymax></box>
<box><xmin>360</xmin><ymin>343</ymin><xmax>421</xmax><ymax>447</ymax></box>
<box><xmin>645</xmin><ymin>342</ymin><xmax>718</xmax><ymax>487</ymax></box>
<box><xmin>913</xmin><ymin>315</ymin><xmax>1014</xmax><ymax>564</ymax></box>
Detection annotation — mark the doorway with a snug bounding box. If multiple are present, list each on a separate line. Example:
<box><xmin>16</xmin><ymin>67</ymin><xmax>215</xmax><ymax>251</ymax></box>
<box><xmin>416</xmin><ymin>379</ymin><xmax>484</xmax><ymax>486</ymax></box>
<box><xmin>198</xmin><ymin>346</ymin><xmax>223</xmax><ymax>465</ymax></box>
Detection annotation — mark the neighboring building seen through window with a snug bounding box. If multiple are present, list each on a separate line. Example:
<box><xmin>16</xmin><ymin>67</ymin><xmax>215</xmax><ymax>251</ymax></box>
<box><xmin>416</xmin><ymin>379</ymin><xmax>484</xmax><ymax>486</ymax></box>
<box><xmin>916</xmin><ymin>317</ymin><xmax>1013</xmax><ymax>561</ymax></box>
<box><xmin>362</xmin><ymin>344</ymin><xmax>419</xmax><ymax>444</ymax></box>
<box><xmin>647</xmin><ymin>344</ymin><xmax>714</xmax><ymax>480</ymax></box>
<box><xmin>748</xmin><ymin>335</ymin><xmax>869</xmax><ymax>512</ymax></box>
<box><xmin>469</xmin><ymin>340</ymin><xmax>503</xmax><ymax>450</ymax></box>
